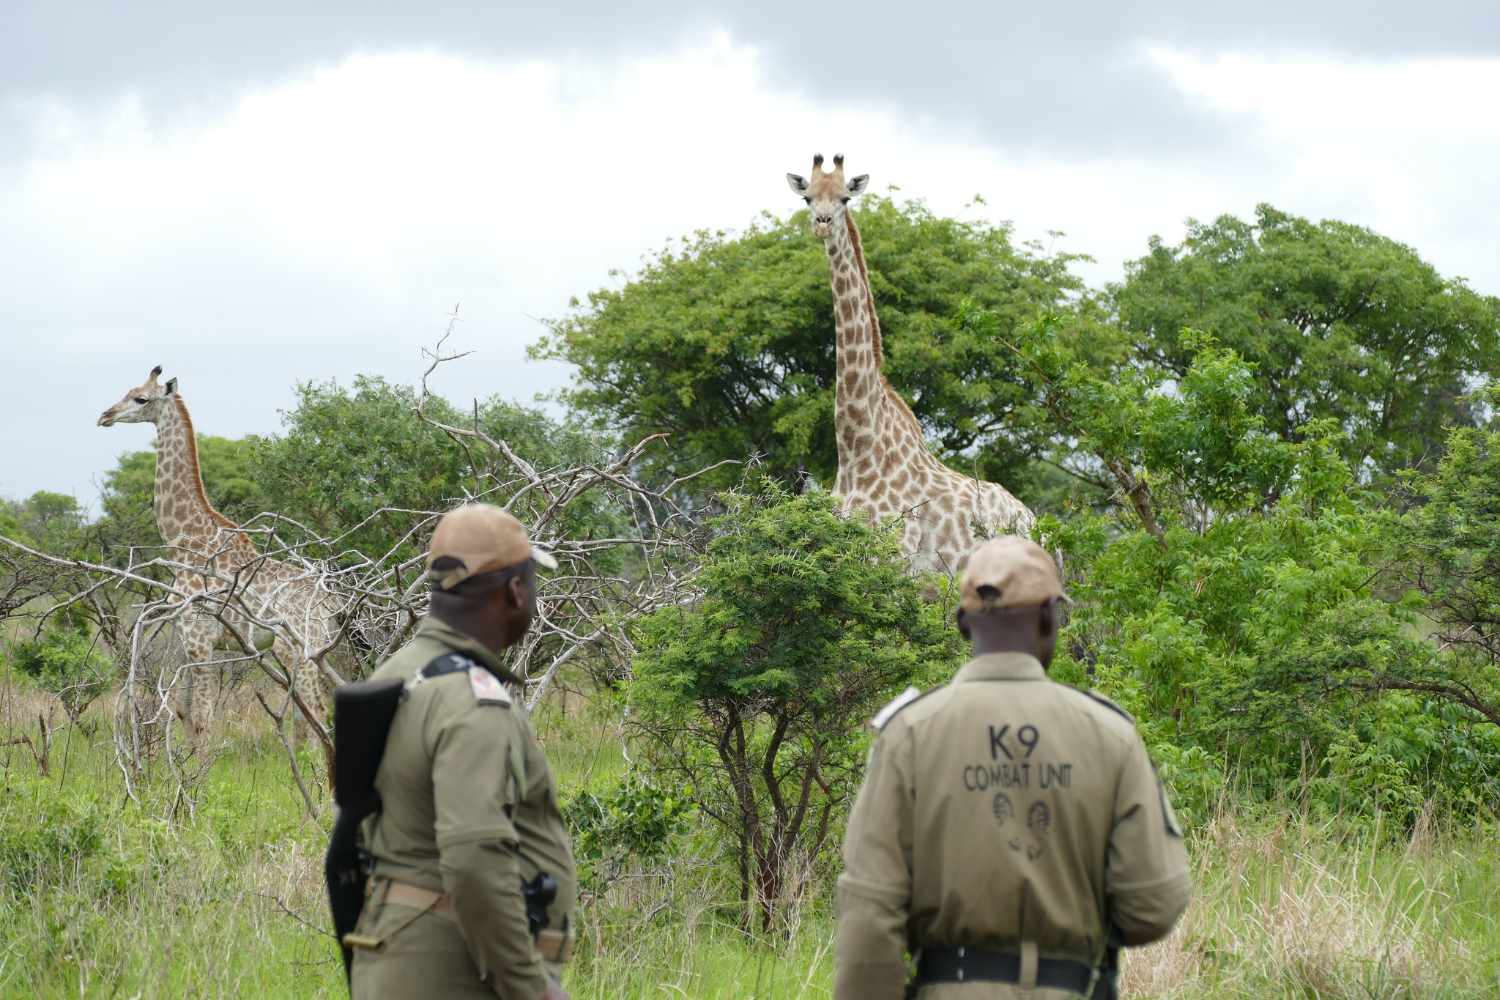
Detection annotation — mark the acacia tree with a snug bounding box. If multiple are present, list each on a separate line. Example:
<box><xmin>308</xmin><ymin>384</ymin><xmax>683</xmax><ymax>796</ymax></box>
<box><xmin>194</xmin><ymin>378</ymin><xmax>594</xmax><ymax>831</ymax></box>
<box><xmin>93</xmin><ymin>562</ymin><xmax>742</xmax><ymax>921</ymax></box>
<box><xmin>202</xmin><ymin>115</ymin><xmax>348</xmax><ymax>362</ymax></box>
<box><xmin>1114</xmin><ymin>204</ymin><xmax>1500</xmax><ymax>478</ymax></box>
<box><xmin>628</xmin><ymin>481</ymin><xmax>963</xmax><ymax>930</ymax></box>
<box><xmin>532</xmin><ymin>196</ymin><xmax>1084</xmax><ymax>492</ymax></box>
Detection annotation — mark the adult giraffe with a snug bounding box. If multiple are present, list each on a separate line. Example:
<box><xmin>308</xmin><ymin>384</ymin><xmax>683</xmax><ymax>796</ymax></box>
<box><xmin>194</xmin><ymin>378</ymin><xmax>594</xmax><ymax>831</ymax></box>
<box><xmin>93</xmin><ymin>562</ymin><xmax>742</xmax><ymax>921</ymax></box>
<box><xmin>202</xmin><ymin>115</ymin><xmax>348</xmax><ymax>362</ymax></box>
<box><xmin>786</xmin><ymin>154</ymin><xmax>1035</xmax><ymax>575</ymax></box>
<box><xmin>98</xmin><ymin>366</ymin><xmax>335</xmax><ymax>751</ymax></box>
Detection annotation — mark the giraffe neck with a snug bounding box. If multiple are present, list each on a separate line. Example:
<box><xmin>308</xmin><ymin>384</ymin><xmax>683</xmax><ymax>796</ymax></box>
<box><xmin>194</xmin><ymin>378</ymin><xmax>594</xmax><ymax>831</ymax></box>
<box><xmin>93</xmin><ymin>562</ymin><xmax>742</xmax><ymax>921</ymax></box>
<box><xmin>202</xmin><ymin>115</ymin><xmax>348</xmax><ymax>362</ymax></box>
<box><xmin>826</xmin><ymin>212</ymin><xmax>930</xmax><ymax>476</ymax></box>
<box><xmin>151</xmin><ymin>397</ymin><xmax>240</xmax><ymax>549</ymax></box>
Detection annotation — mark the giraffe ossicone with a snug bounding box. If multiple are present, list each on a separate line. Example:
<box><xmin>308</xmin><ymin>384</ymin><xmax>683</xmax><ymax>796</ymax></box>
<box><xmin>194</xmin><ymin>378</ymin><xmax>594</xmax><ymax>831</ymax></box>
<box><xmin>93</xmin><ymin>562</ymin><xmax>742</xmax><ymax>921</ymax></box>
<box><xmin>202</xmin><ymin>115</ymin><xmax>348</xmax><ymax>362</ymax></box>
<box><xmin>98</xmin><ymin>366</ymin><xmax>336</xmax><ymax>756</ymax></box>
<box><xmin>787</xmin><ymin>153</ymin><xmax>1036</xmax><ymax>577</ymax></box>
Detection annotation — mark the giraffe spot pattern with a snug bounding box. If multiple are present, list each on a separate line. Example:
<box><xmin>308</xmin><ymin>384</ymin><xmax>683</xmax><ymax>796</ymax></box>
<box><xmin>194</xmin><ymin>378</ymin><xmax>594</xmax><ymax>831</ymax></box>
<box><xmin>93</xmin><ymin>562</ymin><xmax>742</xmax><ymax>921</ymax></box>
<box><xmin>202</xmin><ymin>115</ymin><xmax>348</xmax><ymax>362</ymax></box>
<box><xmin>818</xmin><ymin>199</ymin><xmax>1036</xmax><ymax>573</ymax></box>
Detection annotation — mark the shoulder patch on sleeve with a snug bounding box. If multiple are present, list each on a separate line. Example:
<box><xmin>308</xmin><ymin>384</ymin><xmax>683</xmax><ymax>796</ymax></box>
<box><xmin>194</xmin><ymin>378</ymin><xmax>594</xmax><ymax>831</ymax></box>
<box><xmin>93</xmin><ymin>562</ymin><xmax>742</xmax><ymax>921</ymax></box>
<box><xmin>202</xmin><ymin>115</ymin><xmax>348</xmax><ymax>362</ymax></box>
<box><xmin>870</xmin><ymin>685</ymin><xmax>924</xmax><ymax>731</ymax></box>
<box><xmin>1076</xmin><ymin>687</ymin><xmax>1134</xmax><ymax>723</ymax></box>
<box><xmin>468</xmin><ymin>666</ymin><xmax>513</xmax><ymax>706</ymax></box>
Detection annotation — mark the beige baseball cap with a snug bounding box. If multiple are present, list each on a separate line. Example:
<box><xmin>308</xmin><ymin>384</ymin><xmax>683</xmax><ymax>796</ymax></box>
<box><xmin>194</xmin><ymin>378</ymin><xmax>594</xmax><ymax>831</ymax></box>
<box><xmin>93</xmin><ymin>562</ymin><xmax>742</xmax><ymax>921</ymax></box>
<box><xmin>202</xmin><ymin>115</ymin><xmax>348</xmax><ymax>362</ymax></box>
<box><xmin>426</xmin><ymin>504</ymin><xmax>557</xmax><ymax>591</ymax></box>
<box><xmin>959</xmin><ymin>536</ymin><xmax>1068</xmax><ymax>614</ymax></box>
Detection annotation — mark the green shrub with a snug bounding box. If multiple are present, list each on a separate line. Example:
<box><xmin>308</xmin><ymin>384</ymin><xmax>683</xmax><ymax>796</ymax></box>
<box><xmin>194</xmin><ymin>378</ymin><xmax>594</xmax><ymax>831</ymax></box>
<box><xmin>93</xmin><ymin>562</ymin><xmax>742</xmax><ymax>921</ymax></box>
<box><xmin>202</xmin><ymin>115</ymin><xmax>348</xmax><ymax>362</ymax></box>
<box><xmin>9</xmin><ymin>612</ymin><xmax>113</xmax><ymax>723</ymax></box>
<box><xmin>630</xmin><ymin>479</ymin><xmax>964</xmax><ymax>929</ymax></box>
<box><xmin>0</xmin><ymin>779</ymin><xmax>106</xmax><ymax>894</ymax></box>
<box><xmin>564</xmin><ymin>773</ymin><xmax>690</xmax><ymax>894</ymax></box>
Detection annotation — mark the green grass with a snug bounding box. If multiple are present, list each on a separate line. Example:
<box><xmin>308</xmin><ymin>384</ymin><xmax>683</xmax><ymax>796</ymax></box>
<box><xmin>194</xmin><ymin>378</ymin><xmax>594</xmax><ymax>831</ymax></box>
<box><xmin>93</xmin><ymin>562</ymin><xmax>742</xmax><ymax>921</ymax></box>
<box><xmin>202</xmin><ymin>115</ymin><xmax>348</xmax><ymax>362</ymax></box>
<box><xmin>2</xmin><ymin>675</ymin><xmax>1498</xmax><ymax>998</ymax></box>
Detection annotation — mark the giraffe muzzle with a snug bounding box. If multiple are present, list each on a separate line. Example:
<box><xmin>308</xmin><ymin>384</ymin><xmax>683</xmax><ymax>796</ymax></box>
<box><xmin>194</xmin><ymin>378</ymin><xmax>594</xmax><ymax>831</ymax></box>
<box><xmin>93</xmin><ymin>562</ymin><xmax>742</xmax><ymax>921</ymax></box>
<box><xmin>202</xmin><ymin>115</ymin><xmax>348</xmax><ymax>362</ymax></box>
<box><xmin>97</xmin><ymin>412</ymin><xmax>115</xmax><ymax>427</ymax></box>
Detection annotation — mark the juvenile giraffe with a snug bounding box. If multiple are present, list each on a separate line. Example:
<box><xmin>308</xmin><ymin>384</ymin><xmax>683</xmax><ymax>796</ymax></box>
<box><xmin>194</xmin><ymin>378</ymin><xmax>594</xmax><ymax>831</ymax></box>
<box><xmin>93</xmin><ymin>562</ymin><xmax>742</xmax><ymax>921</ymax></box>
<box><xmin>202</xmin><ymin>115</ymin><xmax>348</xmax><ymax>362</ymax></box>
<box><xmin>786</xmin><ymin>154</ymin><xmax>1035</xmax><ymax>575</ymax></box>
<box><xmin>98</xmin><ymin>366</ymin><xmax>334</xmax><ymax>746</ymax></box>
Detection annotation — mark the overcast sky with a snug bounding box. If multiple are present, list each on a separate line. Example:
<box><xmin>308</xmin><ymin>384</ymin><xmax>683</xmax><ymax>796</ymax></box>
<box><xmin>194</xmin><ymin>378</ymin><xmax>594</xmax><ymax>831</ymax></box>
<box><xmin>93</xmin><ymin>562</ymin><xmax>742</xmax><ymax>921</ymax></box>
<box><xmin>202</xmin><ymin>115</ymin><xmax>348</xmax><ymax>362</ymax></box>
<box><xmin>4</xmin><ymin>2</ymin><xmax>1498</xmax><ymax>507</ymax></box>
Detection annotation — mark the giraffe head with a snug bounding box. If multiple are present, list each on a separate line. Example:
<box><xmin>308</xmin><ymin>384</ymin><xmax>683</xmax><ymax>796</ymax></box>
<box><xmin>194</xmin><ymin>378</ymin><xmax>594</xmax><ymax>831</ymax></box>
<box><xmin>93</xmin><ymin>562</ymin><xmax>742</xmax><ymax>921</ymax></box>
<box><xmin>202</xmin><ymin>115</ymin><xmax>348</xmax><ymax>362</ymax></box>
<box><xmin>786</xmin><ymin>153</ymin><xmax>869</xmax><ymax>240</ymax></box>
<box><xmin>97</xmin><ymin>365</ymin><xmax>178</xmax><ymax>427</ymax></box>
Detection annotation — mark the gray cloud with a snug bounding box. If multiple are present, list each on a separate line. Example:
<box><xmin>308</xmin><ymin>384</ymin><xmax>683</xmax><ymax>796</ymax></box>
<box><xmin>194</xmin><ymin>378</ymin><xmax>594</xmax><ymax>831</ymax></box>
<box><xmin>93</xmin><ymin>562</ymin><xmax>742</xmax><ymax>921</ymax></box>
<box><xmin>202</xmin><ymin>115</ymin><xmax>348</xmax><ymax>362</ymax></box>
<box><xmin>3</xmin><ymin>3</ymin><xmax>1497</xmax><ymax>506</ymax></box>
<box><xmin>6</xmin><ymin>1</ymin><xmax>1497</xmax><ymax>161</ymax></box>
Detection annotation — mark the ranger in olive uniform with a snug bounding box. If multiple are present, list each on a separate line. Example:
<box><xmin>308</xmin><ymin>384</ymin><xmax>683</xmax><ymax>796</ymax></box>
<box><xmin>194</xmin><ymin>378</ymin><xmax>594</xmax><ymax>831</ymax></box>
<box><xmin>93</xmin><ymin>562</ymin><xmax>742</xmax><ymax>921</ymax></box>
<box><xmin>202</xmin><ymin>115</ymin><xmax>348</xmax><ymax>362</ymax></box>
<box><xmin>349</xmin><ymin>505</ymin><xmax>576</xmax><ymax>1000</ymax></box>
<box><xmin>836</xmin><ymin>537</ymin><xmax>1190</xmax><ymax>999</ymax></box>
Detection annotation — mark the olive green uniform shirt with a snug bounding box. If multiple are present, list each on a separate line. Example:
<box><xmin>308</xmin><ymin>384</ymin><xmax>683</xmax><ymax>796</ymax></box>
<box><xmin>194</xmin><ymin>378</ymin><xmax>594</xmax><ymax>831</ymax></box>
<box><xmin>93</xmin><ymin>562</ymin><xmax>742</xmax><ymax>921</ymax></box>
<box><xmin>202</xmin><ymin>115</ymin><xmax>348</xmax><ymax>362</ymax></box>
<box><xmin>836</xmin><ymin>652</ymin><xmax>1190</xmax><ymax>999</ymax></box>
<box><xmin>355</xmin><ymin>617</ymin><xmax>577</xmax><ymax>1000</ymax></box>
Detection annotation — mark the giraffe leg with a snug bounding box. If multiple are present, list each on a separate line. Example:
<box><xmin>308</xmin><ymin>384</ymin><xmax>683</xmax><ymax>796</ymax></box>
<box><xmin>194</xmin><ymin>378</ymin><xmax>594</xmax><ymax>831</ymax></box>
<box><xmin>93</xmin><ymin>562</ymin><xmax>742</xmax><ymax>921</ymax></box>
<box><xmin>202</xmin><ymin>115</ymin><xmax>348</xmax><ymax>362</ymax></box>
<box><xmin>274</xmin><ymin>637</ymin><xmax>331</xmax><ymax>772</ymax></box>
<box><xmin>299</xmin><ymin>656</ymin><xmax>334</xmax><ymax>781</ymax></box>
<box><xmin>179</xmin><ymin>618</ymin><xmax>219</xmax><ymax>746</ymax></box>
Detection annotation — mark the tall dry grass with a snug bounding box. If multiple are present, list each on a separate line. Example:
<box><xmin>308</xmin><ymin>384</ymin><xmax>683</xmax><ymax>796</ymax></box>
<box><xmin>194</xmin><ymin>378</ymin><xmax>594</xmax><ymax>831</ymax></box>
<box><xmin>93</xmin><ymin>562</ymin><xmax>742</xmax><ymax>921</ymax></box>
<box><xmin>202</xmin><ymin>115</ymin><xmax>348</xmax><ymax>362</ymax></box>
<box><xmin>1123</xmin><ymin>807</ymin><xmax>1497</xmax><ymax>998</ymax></box>
<box><xmin>2</xmin><ymin>674</ymin><xmax>1497</xmax><ymax>998</ymax></box>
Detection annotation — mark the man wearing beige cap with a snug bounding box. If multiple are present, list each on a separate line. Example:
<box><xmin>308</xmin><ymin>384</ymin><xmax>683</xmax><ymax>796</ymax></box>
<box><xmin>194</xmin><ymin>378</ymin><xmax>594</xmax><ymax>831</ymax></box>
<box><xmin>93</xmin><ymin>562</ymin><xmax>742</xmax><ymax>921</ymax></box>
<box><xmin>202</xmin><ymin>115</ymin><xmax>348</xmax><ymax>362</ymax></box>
<box><xmin>346</xmin><ymin>504</ymin><xmax>576</xmax><ymax>1000</ymax></box>
<box><xmin>836</xmin><ymin>536</ymin><xmax>1190</xmax><ymax>999</ymax></box>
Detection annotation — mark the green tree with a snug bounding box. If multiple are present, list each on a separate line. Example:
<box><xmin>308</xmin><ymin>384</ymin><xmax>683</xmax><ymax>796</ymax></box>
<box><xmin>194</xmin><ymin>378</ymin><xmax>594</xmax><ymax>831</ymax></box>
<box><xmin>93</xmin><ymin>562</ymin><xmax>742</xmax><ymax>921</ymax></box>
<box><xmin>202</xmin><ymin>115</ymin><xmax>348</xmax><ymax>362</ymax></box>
<box><xmin>10</xmin><ymin>492</ymin><xmax>87</xmax><ymax>556</ymax></box>
<box><xmin>1011</xmin><ymin>326</ymin><xmax>1500</xmax><ymax>819</ymax></box>
<box><xmin>1114</xmin><ymin>204</ymin><xmax>1500</xmax><ymax>478</ymax></box>
<box><xmin>1393</xmin><ymin>385</ymin><xmax>1500</xmax><ymax>724</ymax></box>
<box><xmin>249</xmin><ymin>376</ymin><xmax>611</xmax><ymax>563</ymax></box>
<box><xmin>0</xmin><ymin>505</ymin><xmax>24</xmax><ymax>544</ymax></box>
<box><xmin>533</xmin><ymin>196</ymin><xmax>1084</xmax><ymax>492</ymax></box>
<box><xmin>246</xmin><ymin>377</ymin><xmax>464</xmax><ymax>561</ymax></box>
<box><xmin>628</xmin><ymin>481</ymin><xmax>964</xmax><ymax>929</ymax></box>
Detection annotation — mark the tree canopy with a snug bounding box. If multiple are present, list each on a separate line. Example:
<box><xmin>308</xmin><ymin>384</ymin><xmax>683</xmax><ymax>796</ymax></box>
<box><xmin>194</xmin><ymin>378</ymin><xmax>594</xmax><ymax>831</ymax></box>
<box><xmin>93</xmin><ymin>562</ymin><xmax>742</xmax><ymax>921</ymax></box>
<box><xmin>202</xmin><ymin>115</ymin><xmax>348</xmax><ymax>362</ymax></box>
<box><xmin>1114</xmin><ymin>204</ymin><xmax>1500</xmax><ymax>479</ymax></box>
<box><xmin>533</xmin><ymin>196</ymin><xmax>1085</xmax><ymax>491</ymax></box>
<box><xmin>1016</xmin><ymin>320</ymin><xmax>1500</xmax><ymax>822</ymax></box>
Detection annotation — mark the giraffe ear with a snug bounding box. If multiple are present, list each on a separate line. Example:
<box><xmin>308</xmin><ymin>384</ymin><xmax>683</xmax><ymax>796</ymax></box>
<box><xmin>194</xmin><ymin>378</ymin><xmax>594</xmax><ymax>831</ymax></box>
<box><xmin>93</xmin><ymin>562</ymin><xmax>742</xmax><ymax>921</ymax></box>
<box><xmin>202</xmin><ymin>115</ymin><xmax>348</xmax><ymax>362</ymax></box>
<box><xmin>165</xmin><ymin>377</ymin><xmax>178</xmax><ymax>395</ymax></box>
<box><xmin>786</xmin><ymin>173</ymin><xmax>809</xmax><ymax>195</ymax></box>
<box><xmin>846</xmin><ymin>174</ymin><xmax>870</xmax><ymax>196</ymax></box>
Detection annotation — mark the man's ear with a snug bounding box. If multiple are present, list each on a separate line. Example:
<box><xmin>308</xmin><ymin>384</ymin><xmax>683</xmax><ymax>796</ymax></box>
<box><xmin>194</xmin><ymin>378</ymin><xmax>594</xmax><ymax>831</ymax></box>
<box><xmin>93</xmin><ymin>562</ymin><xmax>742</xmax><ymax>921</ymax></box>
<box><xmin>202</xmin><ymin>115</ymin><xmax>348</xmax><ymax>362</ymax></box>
<box><xmin>1038</xmin><ymin>598</ymin><xmax>1056</xmax><ymax>638</ymax></box>
<box><xmin>507</xmin><ymin>569</ymin><xmax>538</xmax><ymax>610</ymax></box>
<box><xmin>502</xmin><ymin>574</ymin><xmax>526</xmax><ymax>609</ymax></box>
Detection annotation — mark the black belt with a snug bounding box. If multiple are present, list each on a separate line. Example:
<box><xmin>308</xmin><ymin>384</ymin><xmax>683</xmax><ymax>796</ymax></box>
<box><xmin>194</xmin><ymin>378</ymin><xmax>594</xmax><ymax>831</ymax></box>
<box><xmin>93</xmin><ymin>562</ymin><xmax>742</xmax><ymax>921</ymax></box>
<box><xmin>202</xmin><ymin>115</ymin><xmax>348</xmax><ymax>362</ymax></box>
<box><xmin>916</xmin><ymin>946</ymin><xmax>1105</xmax><ymax>996</ymax></box>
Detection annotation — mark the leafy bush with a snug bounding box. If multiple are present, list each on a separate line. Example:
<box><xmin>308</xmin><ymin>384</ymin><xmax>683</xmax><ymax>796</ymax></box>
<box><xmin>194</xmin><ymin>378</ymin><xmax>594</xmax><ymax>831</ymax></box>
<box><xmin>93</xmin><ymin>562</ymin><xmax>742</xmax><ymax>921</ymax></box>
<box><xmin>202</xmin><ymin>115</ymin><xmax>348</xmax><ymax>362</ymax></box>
<box><xmin>9</xmin><ymin>612</ymin><xmax>113</xmax><ymax>723</ymax></box>
<box><xmin>0</xmin><ymin>778</ymin><xmax>106</xmax><ymax>895</ymax></box>
<box><xmin>1149</xmin><ymin>743</ymin><xmax>1228</xmax><ymax>831</ymax></box>
<box><xmin>629</xmin><ymin>479</ymin><xmax>963</xmax><ymax>929</ymax></box>
<box><xmin>563</xmin><ymin>774</ymin><xmax>690</xmax><ymax>894</ymax></box>
<box><xmin>1015</xmin><ymin>331</ymin><xmax>1499</xmax><ymax>820</ymax></box>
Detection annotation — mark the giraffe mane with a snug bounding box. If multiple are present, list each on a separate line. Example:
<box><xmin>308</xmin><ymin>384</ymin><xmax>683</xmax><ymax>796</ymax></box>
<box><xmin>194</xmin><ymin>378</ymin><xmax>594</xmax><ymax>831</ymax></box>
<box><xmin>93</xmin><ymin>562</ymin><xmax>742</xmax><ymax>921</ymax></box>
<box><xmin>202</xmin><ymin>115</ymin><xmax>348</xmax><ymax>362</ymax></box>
<box><xmin>172</xmin><ymin>397</ymin><xmax>243</xmax><ymax>533</ymax></box>
<box><xmin>844</xmin><ymin>210</ymin><xmax>932</xmax><ymax>446</ymax></box>
<box><xmin>842</xmin><ymin>211</ymin><xmax>884</xmax><ymax>368</ymax></box>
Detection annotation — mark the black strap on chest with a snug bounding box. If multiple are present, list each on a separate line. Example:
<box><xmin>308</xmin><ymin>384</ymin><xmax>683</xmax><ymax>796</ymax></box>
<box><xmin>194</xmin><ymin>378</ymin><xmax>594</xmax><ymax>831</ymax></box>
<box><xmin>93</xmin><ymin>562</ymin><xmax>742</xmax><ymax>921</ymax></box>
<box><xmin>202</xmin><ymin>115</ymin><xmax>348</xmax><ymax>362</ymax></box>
<box><xmin>419</xmin><ymin>651</ymin><xmax>478</xmax><ymax>681</ymax></box>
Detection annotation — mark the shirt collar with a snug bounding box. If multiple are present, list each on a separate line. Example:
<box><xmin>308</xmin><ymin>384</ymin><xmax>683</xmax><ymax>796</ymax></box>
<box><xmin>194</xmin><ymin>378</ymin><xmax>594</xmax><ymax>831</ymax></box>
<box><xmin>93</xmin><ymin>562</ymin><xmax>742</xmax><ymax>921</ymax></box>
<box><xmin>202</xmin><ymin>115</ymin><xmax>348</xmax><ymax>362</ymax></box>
<box><xmin>414</xmin><ymin>615</ymin><xmax>512</xmax><ymax>678</ymax></box>
<box><xmin>953</xmin><ymin>651</ymin><xmax>1048</xmax><ymax>684</ymax></box>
